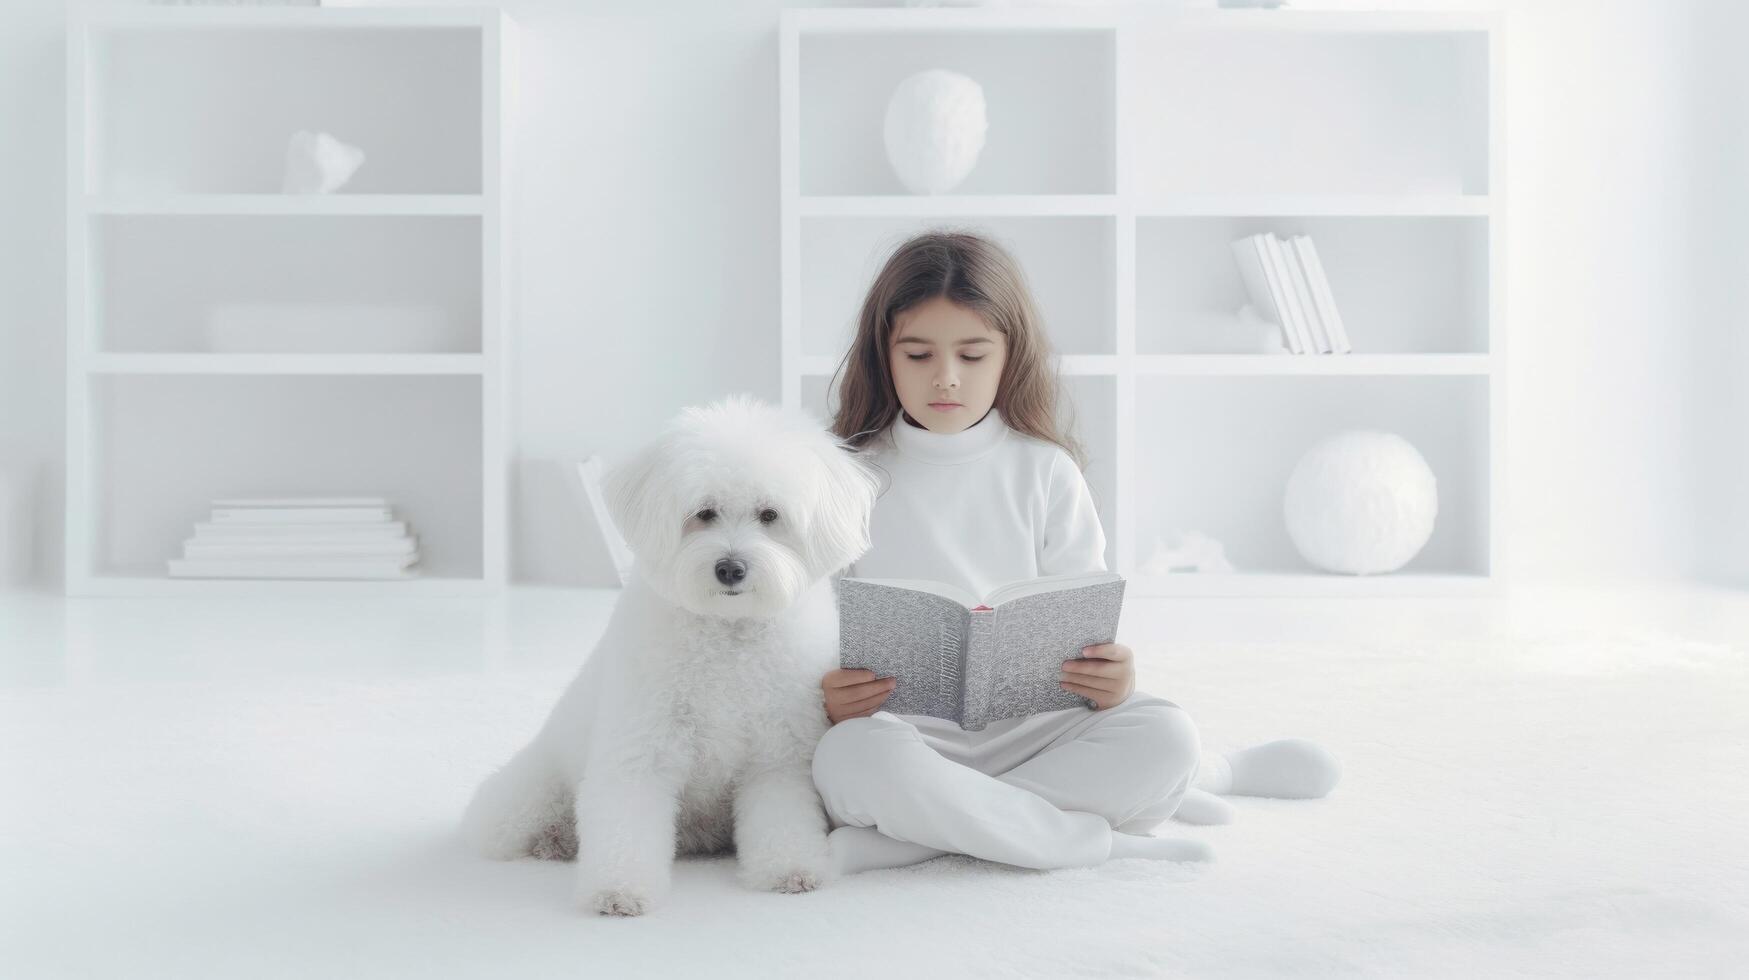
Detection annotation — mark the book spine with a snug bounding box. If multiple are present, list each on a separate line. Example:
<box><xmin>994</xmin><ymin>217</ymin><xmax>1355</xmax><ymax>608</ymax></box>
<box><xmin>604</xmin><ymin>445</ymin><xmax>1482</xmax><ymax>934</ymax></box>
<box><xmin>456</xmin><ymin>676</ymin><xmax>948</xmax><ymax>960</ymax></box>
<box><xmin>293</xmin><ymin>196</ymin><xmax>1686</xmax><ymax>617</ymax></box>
<box><xmin>962</xmin><ymin>609</ymin><xmax>996</xmax><ymax>731</ymax></box>
<box><xmin>1300</xmin><ymin>237</ymin><xmax>1352</xmax><ymax>353</ymax></box>
<box><xmin>1280</xmin><ymin>232</ymin><xmax>1315</xmax><ymax>355</ymax></box>
<box><xmin>1285</xmin><ymin>237</ymin><xmax>1332</xmax><ymax>353</ymax></box>
<box><xmin>942</xmin><ymin>611</ymin><xmax>968</xmax><ymax>725</ymax></box>
<box><xmin>1290</xmin><ymin>235</ymin><xmax>1333</xmax><ymax>353</ymax></box>
<box><xmin>1230</xmin><ymin>234</ymin><xmax>1279</xmax><ymax>323</ymax></box>
<box><xmin>1259</xmin><ymin>235</ymin><xmax>1307</xmax><ymax>354</ymax></box>
<box><xmin>1234</xmin><ymin>235</ymin><xmax>1295</xmax><ymax>352</ymax></box>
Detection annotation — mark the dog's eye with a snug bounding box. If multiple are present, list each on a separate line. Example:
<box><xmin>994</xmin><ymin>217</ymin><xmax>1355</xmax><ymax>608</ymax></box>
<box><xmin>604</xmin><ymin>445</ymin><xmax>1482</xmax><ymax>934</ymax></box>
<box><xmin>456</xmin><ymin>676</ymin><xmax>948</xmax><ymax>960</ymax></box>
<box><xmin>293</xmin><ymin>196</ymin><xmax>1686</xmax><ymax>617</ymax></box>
<box><xmin>759</xmin><ymin>508</ymin><xmax>778</xmax><ymax>524</ymax></box>
<box><xmin>697</xmin><ymin>508</ymin><xmax>717</xmax><ymax>523</ymax></box>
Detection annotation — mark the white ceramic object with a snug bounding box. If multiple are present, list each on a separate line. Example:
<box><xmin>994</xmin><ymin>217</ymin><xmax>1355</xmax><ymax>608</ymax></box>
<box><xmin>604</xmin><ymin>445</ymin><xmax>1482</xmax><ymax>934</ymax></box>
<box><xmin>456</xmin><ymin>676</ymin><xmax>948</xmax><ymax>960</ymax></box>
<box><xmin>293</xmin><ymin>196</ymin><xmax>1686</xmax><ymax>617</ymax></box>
<box><xmin>883</xmin><ymin>69</ymin><xmax>988</xmax><ymax>195</ymax></box>
<box><xmin>281</xmin><ymin>130</ymin><xmax>365</xmax><ymax>194</ymax></box>
<box><xmin>1283</xmin><ymin>430</ymin><xmax>1438</xmax><ymax>575</ymax></box>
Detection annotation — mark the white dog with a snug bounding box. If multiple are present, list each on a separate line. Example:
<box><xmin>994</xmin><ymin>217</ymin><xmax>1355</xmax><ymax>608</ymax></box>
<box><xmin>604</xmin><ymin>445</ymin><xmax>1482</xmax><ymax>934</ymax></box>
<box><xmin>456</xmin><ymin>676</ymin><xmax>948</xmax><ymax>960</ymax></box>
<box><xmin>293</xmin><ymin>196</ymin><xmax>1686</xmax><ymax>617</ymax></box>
<box><xmin>460</xmin><ymin>395</ymin><xmax>879</xmax><ymax>916</ymax></box>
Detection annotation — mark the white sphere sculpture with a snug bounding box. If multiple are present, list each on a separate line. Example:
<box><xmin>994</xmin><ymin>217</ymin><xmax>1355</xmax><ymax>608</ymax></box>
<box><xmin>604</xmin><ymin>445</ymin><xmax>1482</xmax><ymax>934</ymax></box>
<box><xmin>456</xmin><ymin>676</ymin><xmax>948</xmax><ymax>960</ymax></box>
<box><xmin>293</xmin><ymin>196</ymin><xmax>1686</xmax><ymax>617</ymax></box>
<box><xmin>883</xmin><ymin>69</ymin><xmax>988</xmax><ymax>195</ymax></box>
<box><xmin>1283</xmin><ymin>430</ymin><xmax>1438</xmax><ymax>575</ymax></box>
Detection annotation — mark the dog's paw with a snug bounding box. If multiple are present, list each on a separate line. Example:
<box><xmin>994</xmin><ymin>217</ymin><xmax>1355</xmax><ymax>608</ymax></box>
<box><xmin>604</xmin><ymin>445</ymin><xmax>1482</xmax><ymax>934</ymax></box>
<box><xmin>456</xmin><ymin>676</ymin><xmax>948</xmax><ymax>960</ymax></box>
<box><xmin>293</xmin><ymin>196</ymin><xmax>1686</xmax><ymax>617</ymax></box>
<box><xmin>531</xmin><ymin>820</ymin><xmax>578</xmax><ymax>861</ymax></box>
<box><xmin>768</xmin><ymin>869</ymin><xmax>822</xmax><ymax>894</ymax></box>
<box><xmin>575</xmin><ymin>864</ymin><xmax>668</xmax><ymax>917</ymax></box>
<box><xmin>735</xmin><ymin>837</ymin><xmax>834</xmax><ymax>893</ymax></box>
<box><xmin>583</xmin><ymin>886</ymin><xmax>653</xmax><ymax>917</ymax></box>
<box><xmin>738</xmin><ymin>857</ymin><xmax>830</xmax><ymax>894</ymax></box>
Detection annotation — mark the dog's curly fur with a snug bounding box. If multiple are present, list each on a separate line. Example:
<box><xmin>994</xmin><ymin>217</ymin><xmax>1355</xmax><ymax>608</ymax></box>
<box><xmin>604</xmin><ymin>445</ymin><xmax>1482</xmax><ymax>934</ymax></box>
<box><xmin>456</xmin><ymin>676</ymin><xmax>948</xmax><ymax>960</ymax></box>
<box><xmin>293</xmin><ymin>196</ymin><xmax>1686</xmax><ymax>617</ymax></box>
<box><xmin>460</xmin><ymin>395</ymin><xmax>879</xmax><ymax>917</ymax></box>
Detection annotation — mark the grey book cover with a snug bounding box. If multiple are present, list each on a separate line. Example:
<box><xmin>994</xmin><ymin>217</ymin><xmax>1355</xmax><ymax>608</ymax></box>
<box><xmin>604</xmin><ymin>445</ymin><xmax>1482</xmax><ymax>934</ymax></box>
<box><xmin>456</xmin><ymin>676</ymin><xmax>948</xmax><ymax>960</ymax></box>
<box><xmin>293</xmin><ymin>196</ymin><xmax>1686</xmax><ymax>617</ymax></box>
<box><xmin>837</xmin><ymin>571</ymin><xmax>1127</xmax><ymax>731</ymax></box>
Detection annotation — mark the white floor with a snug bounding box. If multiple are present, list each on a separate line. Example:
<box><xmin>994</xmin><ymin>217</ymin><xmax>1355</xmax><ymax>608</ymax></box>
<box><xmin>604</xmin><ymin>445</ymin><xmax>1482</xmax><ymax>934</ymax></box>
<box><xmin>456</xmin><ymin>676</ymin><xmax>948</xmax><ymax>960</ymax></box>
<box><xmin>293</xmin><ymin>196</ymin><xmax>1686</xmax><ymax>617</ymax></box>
<box><xmin>3</xmin><ymin>580</ymin><xmax>1746</xmax><ymax>978</ymax></box>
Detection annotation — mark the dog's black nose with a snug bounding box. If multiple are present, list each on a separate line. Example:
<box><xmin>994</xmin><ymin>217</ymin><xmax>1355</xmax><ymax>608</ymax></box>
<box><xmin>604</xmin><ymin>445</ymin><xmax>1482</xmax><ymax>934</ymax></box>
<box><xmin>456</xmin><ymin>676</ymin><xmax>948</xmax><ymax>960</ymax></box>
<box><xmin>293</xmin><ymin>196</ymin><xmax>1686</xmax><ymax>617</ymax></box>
<box><xmin>714</xmin><ymin>558</ymin><xmax>748</xmax><ymax>586</ymax></box>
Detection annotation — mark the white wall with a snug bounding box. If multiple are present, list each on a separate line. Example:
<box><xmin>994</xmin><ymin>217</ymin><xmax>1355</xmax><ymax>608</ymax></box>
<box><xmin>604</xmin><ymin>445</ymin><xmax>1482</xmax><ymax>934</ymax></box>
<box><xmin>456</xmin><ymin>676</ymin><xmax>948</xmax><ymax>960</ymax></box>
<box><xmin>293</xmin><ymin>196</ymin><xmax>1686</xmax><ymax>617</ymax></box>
<box><xmin>1687</xmin><ymin>0</ymin><xmax>1749</xmax><ymax>588</ymax></box>
<box><xmin>1499</xmin><ymin>0</ymin><xmax>1702</xmax><ymax>582</ymax></box>
<box><xmin>0</xmin><ymin>0</ymin><xmax>68</xmax><ymax>587</ymax></box>
<box><xmin>1</xmin><ymin>0</ymin><xmax>1742</xmax><ymax>590</ymax></box>
<box><xmin>1494</xmin><ymin>0</ymin><xmax>1746</xmax><ymax>586</ymax></box>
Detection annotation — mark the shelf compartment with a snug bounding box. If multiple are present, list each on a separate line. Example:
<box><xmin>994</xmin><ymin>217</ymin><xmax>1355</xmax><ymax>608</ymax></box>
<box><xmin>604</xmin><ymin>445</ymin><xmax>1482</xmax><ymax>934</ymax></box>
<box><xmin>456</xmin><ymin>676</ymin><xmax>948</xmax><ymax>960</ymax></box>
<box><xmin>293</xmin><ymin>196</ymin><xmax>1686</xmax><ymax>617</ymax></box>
<box><xmin>83</xmin><ymin>375</ymin><xmax>484</xmax><ymax>582</ymax></box>
<box><xmin>87</xmin><ymin>24</ymin><xmax>482</xmax><ymax>195</ymax></box>
<box><xmin>1132</xmin><ymin>375</ymin><xmax>1489</xmax><ymax>579</ymax></box>
<box><xmin>800</xmin><ymin>215</ymin><xmax>1114</xmax><ymax>358</ymax></box>
<box><xmin>1132</xmin><ymin>25</ymin><xmax>1490</xmax><ymax>197</ymax></box>
<box><xmin>93</xmin><ymin>214</ymin><xmax>482</xmax><ymax>354</ymax></box>
<box><xmin>1136</xmin><ymin>214</ymin><xmax>1489</xmax><ymax>355</ymax></box>
<box><xmin>799</xmin><ymin>29</ymin><xmax>1115</xmax><ymax>196</ymax></box>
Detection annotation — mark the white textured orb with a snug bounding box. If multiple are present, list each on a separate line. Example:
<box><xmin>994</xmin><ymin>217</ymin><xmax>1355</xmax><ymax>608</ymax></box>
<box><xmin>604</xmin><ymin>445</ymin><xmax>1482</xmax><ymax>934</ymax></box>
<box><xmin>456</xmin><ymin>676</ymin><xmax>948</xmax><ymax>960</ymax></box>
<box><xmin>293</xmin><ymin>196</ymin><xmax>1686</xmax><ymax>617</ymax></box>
<box><xmin>883</xmin><ymin>69</ymin><xmax>988</xmax><ymax>195</ymax></box>
<box><xmin>1283</xmin><ymin>430</ymin><xmax>1438</xmax><ymax>575</ymax></box>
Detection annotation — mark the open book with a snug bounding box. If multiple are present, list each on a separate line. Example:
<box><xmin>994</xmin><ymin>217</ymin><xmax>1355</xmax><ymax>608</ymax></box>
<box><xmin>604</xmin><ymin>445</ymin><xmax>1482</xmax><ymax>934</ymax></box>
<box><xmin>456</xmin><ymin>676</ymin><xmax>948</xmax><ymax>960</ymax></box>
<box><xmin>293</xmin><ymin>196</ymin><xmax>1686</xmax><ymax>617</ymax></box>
<box><xmin>838</xmin><ymin>570</ymin><xmax>1126</xmax><ymax>732</ymax></box>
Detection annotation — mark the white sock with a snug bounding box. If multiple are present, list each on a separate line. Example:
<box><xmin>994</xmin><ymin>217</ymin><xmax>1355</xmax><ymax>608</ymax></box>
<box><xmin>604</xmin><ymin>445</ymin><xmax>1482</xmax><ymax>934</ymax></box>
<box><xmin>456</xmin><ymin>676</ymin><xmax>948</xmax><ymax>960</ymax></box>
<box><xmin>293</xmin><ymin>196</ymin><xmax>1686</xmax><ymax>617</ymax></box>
<box><xmin>828</xmin><ymin>826</ymin><xmax>948</xmax><ymax>876</ymax></box>
<box><xmin>1171</xmin><ymin>787</ymin><xmax>1236</xmax><ymax>825</ymax></box>
<box><xmin>1223</xmin><ymin>738</ymin><xmax>1343</xmax><ymax>799</ymax></box>
<box><xmin>1107</xmin><ymin>831</ymin><xmax>1215</xmax><ymax>863</ymax></box>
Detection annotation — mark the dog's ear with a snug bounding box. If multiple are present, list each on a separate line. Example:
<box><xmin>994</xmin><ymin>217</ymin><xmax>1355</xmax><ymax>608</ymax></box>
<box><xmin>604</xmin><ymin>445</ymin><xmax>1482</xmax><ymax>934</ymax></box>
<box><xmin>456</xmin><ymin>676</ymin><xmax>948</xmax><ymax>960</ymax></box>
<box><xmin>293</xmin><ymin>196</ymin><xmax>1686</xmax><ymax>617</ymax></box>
<box><xmin>803</xmin><ymin>440</ymin><xmax>880</xmax><ymax>576</ymax></box>
<box><xmin>601</xmin><ymin>437</ymin><xmax>675</xmax><ymax>566</ymax></box>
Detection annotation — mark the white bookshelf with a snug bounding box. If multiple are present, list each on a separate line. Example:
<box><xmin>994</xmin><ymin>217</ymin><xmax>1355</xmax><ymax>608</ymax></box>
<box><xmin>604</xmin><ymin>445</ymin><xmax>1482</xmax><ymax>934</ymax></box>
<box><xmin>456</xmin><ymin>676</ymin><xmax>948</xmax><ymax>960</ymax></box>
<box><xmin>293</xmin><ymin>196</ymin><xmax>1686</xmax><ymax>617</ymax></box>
<box><xmin>65</xmin><ymin>5</ymin><xmax>517</xmax><ymax>595</ymax></box>
<box><xmin>779</xmin><ymin>7</ymin><xmax>1505</xmax><ymax>597</ymax></box>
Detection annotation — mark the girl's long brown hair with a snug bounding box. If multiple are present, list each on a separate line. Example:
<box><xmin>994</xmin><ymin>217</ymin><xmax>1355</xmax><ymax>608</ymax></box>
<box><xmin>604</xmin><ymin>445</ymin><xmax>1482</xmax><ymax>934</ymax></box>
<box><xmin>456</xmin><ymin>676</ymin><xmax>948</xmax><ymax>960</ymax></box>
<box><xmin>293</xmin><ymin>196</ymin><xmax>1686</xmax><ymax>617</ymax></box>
<box><xmin>828</xmin><ymin>230</ymin><xmax>1087</xmax><ymax>470</ymax></box>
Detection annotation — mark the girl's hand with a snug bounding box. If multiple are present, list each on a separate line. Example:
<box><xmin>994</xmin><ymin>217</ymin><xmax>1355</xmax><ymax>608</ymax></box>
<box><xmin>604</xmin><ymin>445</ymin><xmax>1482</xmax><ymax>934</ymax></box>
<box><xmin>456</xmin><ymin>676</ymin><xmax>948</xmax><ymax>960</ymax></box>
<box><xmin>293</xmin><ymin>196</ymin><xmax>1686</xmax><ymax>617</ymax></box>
<box><xmin>1060</xmin><ymin>642</ymin><xmax>1135</xmax><ymax>711</ymax></box>
<box><xmin>822</xmin><ymin>668</ymin><xmax>897</xmax><ymax>726</ymax></box>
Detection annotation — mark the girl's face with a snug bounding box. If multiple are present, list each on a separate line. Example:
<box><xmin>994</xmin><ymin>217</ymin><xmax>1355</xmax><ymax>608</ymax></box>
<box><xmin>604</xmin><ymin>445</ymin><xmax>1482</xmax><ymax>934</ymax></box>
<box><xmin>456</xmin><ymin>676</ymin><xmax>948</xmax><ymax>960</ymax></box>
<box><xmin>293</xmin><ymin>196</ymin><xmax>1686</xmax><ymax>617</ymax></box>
<box><xmin>888</xmin><ymin>296</ymin><xmax>1007</xmax><ymax>433</ymax></box>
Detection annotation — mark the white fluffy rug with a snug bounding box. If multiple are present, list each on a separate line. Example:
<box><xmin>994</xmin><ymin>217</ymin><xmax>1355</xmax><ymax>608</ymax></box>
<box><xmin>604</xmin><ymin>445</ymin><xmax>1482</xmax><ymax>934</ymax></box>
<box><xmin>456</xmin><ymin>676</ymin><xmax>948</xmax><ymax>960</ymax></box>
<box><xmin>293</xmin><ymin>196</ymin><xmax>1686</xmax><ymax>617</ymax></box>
<box><xmin>4</xmin><ymin>625</ymin><xmax>1747</xmax><ymax>978</ymax></box>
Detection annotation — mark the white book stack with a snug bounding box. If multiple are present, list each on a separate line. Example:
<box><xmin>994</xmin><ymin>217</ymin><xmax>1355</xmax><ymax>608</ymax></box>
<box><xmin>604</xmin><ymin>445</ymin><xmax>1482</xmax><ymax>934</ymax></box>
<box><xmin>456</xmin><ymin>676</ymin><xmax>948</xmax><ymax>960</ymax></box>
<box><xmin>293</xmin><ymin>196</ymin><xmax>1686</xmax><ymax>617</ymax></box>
<box><xmin>167</xmin><ymin>497</ymin><xmax>421</xmax><ymax>580</ymax></box>
<box><xmin>1229</xmin><ymin>232</ymin><xmax>1353</xmax><ymax>354</ymax></box>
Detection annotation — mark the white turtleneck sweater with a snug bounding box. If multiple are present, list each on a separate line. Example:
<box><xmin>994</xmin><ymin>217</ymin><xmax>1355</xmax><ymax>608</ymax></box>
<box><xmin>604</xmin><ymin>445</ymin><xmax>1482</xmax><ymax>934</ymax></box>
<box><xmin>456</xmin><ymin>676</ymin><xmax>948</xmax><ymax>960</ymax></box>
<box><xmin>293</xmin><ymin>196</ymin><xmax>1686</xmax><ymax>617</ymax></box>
<box><xmin>845</xmin><ymin>406</ymin><xmax>1108</xmax><ymax>598</ymax></box>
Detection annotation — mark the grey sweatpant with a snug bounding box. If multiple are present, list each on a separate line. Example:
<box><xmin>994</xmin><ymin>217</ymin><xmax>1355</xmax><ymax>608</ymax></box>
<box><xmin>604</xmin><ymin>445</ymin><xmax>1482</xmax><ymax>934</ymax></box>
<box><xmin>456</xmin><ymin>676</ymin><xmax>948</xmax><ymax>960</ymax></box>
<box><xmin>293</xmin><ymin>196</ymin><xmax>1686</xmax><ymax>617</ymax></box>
<box><xmin>810</xmin><ymin>691</ymin><xmax>1201</xmax><ymax>870</ymax></box>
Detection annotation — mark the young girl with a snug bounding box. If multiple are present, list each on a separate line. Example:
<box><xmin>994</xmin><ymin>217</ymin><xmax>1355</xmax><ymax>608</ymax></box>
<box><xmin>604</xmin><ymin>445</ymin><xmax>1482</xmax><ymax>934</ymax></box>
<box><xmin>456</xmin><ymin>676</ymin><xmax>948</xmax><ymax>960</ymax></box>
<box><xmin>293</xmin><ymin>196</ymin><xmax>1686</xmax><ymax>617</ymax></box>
<box><xmin>812</xmin><ymin>231</ymin><xmax>1341</xmax><ymax>876</ymax></box>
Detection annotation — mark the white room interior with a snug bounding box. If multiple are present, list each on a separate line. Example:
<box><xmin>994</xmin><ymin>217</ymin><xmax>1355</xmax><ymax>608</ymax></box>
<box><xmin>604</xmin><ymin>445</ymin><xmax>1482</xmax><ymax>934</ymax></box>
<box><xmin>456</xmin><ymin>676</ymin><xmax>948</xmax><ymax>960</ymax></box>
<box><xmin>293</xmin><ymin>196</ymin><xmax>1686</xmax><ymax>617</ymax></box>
<box><xmin>1</xmin><ymin>0</ymin><xmax>1745</xmax><ymax>977</ymax></box>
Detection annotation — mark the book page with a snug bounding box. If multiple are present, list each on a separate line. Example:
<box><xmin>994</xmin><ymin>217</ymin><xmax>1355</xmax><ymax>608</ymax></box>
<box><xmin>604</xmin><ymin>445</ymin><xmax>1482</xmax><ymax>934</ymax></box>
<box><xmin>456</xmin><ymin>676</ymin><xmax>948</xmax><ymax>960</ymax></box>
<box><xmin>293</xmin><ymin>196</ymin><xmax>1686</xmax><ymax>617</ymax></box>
<box><xmin>843</xmin><ymin>576</ymin><xmax>980</xmax><ymax>609</ymax></box>
<box><xmin>963</xmin><ymin>578</ymin><xmax>1126</xmax><ymax>731</ymax></box>
<box><xmin>983</xmin><ymin>570</ymin><xmax>1122</xmax><ymax>607</ymax></box>
<box><xmin>837</xmin><ymin>578</ymin><xmax>971</xmax><ymax>724</ymax></box>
